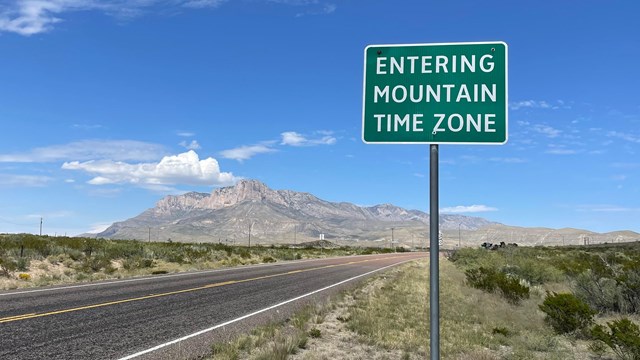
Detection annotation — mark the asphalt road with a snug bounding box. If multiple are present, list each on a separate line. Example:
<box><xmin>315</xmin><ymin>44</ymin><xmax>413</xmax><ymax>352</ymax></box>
<box><xmin>0</xmin><ymin>252</ymin><xmax>425</xmax><ymax>360</ymax></box>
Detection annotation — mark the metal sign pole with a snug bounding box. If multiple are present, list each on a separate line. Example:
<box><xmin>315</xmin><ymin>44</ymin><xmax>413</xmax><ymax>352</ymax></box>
<box><xmin>430</xmin><ymin>144</ymin><xmax>440</xmax><ymax>359</ymax></box>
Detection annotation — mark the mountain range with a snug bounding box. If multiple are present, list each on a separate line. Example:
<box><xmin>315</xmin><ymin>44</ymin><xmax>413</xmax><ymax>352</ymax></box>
<box><xmin>94</xmin><ymin>179</ymin><xmax>496</xmax><ymax>245</ymax></box>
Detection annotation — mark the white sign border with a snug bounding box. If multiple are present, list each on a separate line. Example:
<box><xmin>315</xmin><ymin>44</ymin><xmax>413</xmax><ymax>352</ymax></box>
<box><xmin>361</xmin><ymin>41</ymin><xmax>509</xmax><ymax>145</ymax></box>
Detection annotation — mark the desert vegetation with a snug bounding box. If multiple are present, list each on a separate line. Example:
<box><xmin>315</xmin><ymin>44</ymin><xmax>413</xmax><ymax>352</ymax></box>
<box><xmin>449</xmin><ymin>242</ymin><xmax>640</xmax><ymax>359</ymax></box>
<box><xmin>209</xmin><ymin>242</ymin><xmax>640</xmax><ymax>359</ymax></box>
<box><xmin>0</xmin><ymin>233</ymin><xmax>398</xmax><ymax>290</ymax></box>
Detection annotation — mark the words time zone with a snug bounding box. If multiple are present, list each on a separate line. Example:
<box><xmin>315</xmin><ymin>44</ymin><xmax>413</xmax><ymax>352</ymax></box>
<box><xmin>375</xmin><ymin>113</ymin><xmax>497</xmax><ymax>134</ymax></box>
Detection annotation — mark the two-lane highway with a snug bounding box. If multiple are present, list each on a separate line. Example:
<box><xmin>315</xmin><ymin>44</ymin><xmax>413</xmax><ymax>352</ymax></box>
<box><xmin>0</xmin><ymin>252</ymin><xmax>425</xmax><ymax>360</ymax></box>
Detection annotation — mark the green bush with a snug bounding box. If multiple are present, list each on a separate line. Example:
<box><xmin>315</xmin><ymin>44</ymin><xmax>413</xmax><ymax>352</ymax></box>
<box><xmin>308</xmin><ymin>328</ymin><xmax>321</xmax><ymax>338</ymax></box>
<box><xmin>236</xmin><ymin>248</ymin><xmax>252</xmax><ymax>259</ymax></box>
<box><xmin>465</xmin><ymin>267</ymin><xmax>529</xmax><ymax>304</ymax></box>
<box><xmin>616</xmin><ymin>268</ymin><xmax>640</xmax><ymax>314</ymax></box>
<box><xmin>574</xmin><ymin>271</ymin><xmax>621</xmax><ymax>312</ymax></box>
<box><xmin>465</xmin><ymin>267</ymin><xmax>499</xmax><ymax>292</ymax></box>
<box><xmin>122</xmin><ymin>257</ymin><xmax>155</xmax><ymax>270</ymax></box>
<box><xmin>76</xmin><ymin>256</ymin><xmax>111</xmax><ymax>273</ymax></box>
<box><xmin>539</xmin><ymin>292</ymin><xmax>596</xmax><ymax>335</ymax></box>
<box><xmin>16</xmin><ymin>257</ymin><xmax>29</xmax><ymax>271</ymax></box>
<box><xmin>262</xmin><ymin>256</ymin><xmax>276</xmax><ymax>263</ymax></box>
<box><xmin>492</xmin><ymin>327</ymin><xmax>510</xmax><ymax>336</ymax></box>
<box><xmin>501</xmin><ymin>257</ymin><xmax>564</xmax><ymax>285</ymax></box>
<box><xmin>0</xmin><ymin>255</ymin><xmax>17</xmax><ymax>277</ymax></box>
<box><xmin>573</xmin><ymin>268</ymin><xmax>640</xmax><ymax>314</ymax></box>
<box><xmin>592</xmin><ymin>318</ymin><xmax>640</xmax><ymax>360</ymax></box>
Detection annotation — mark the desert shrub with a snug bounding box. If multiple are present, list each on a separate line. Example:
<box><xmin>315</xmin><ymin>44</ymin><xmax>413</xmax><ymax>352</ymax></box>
<box><xmin>122</xmin><ymin>257</ymin><xmax>155</xmax><ymax>270</ymax></box>
<box><xmin>16</xmin><ymin>257</ymin><xmax>29</xmax><ymax>271</ymax></box>
<box><xmin>501</xmin><ymin>257</ymin><xmax>564</xmax><ymax>285</ymax></box>
<box><xmin>262</xmin><ymin>256</ymin><xmax>276</xmax><ymax>263</ymax></box>
<box><xmin>66</xmin><ymin>248</ymin><xmax>85</xmax><ymax>261</ymax></box>
<box><xmin>492</xmin><ymin>327</ymin><xmax>510</xmax><ymax>336</ymax></box>
<box><xmin>572</xmin><ymin>269</ymin><xmax>640</xmax><ymax>314</ymax></box>
<box><xmin>308</xmin><ymin>328</ymin><xmax>321</xmax><ymax>338</ymax></box>
<box><xmin>465</xmin><ymin>267</ymin><xmax>500</xmax><ymax>292</ymax></box>
<box><xmin>0</xmin><ymin>255</ymin><xmax>17</xmax><ymax>277</ymax></box>
<box><xmin>21</xmin><ymin>234</ymin><xmax>52</xmax><ymax>257</ymax></box>
<box><xmin>616</xmin><ymin>268</ymin><xmax>640</xmax><ymax>313</ymax></box>
<box><xmin>450</xmin><ymin>247</ymin><xmax>503</xmax><ymax>269</ymax></box>
<box><xmin>551</xmin><ymin>251</ymin><xmax>604</xmax><ymax>277</ymax></box>
<box><xmin>76</xmin><ymin>256</ymin><xmax>111</xmax><ymax>273</ymax></box>
<box><xmin>102</xmin><ymin>262</ymin><xmax>117</xmax><ymax>274</ymax></box>
<box><xmin>498</xmin><ymin>277</ymin><xmax>530</xmax><ymax>304</ymax></box>
<box><xmin>235</xmin><ymin>248</ymin><xmax>252</xmax><ymax>259</ymax></box>
<box><xmin>465</xmin><ymin>267</ymin><xmax>529</xmax><ymax>304</ymax></box>
<box><xmin>592</xmin><ymin>318</ymin><xmax>640</xmax><ymax>360</ymax></box>
<box><xmin>588</xmin><ymin>340</ymin><xmax>609</xmax><ymax>358</ymax></box>
<box><xmin>183</xmin><ymin>246</ymin><xmax>210</xmax><ymax>263</ymax></box>
<box><xmin>539</xmin><ymin>292</ymin><xmax>596</xmax><ymax>335</ymax></box>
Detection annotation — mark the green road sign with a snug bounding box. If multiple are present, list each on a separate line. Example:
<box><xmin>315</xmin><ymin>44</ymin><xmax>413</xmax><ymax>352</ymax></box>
<box><xmin>362</xmin><ymin>41</ymin><xmax>508</xmax><ymax>144</ymax></box>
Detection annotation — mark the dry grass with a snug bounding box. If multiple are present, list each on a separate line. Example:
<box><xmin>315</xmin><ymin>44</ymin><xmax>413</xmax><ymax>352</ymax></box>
<box><xmin>207</xmin><ymin>303</ymin><xmax>328</xmax><ymax>360</ymax></box>
<box><xmin>219</xmin><ymin>257</ymin><xmax>602</xmax><ymax>360</ymax></box>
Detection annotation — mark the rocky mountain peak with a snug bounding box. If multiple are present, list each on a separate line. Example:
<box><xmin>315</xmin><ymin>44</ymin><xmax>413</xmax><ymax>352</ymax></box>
<box><xmin>199</xmin><ymin>179</ymin><xmax>287</xmax><ymax>209</ymax></box>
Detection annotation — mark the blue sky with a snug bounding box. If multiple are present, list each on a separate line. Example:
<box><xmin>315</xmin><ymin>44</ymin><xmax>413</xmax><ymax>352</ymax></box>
<box><xmin>0</xmin><ymin>0</ymin><xmax>638</xmax><ymax>235</ymax></box>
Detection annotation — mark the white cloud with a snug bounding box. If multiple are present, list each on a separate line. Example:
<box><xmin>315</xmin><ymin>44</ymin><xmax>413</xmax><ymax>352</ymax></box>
<box><xmin>219</xmin><ymin>144</ymin><xmax>277</xmax><ymax>162</ymax></box>
<box><xmin>86</xmin><ymin>222</ymin><xmax>113</xmax><ymax>234</ymax></box>
<box><xmin>281</xmin><ymin>132</ymin><xmax>306</xmax><ymax>146</ymax></box>
<box><xmin>0</xmin><ymin>0</ymin><xmax>333</xmax><ymax>36</ymax></box>
<box><xmin>441</xmin><ymin>205</ymin><xmax>498</xmax><ymax>213</ymax></box>
<box><xmin>179</xmin><ymin>140</ymin><xmax>201</xmax><ymax>150</ymax></box>
<box><xmin>489</xmin><ymin>157</ymin><xmax>527</xmax><ymax>163</ymax></box>
<box><xmin>182</xmin><ymin>0</ymin><xmax>227</xmax><ymax>9</ymax></box>
<box><xmin>0</xmin><ymin>140</ymin><xmax>165</xmax><ymax>163</ymax></box>
<box><xmin>281</xmin><ymin>131</ymin><xmax>336</xmax><ymax>146</ymax></box>
<box><xmin>0</xmin><ymin>174</ymin><xmax>54</xmax><ymax>187</ymax></box>
<box><xmin>62</xmin><ymin>150</ymin><xmax>237</xmax><ymax>188</ymax></box>
<box><xmin>177</xmin><ymin>131</ymin><xmax>195</xmax><ymax>137</ymax></box>
<box><xmin>509</xmin><ymin>100</ymin><xmax>551</xmax><ymax>110</ymax></box>
<box><xmin>545</xmin><ymin>147</ymin><xmax>578</xmax><ymax>155</ymax></box>
<box><xmin>607</xmin><ymin>131</ymin><xmax>640</xmax><ymax>143</ymax></box>
<box><xmin>577</xmin><ymin>205</ymin><xmax>640</xmax><ymax>213</ymax></box>
<box><xmin>27</xmin><ymin>210</ymin><xmax>73</xmax><ymax>219</ymax></box>
<box><xmin>72</xmin><ymin>123</ymin><xmax>104</xmax><ymax>130</ymax></box>
<box><xmin>509</xmin><ymin>100</ymin><xmax>570</xmax><ymax>111</ymax></box>
<box><xmin>532</xmin><ymin>124</ymin><xmax>561</xmax><ymax>138</ymax></box>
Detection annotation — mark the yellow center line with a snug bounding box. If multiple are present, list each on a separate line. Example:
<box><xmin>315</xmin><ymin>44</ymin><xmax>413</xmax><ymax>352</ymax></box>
<box><xmin>0</xmin><ymin>255</ymin><xmax>406</xmax><ymax>324</ymax></box>
<box><xmin>0</xmin><ymin>313</ymin><xmax>37</xmax><ymax>321</ymax></box>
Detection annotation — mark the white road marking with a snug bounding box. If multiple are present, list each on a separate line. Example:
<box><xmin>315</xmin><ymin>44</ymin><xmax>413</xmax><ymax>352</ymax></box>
<box><xmin>117</xmin><ymin>258</ymin><xmax>418</xmax><ymax>360</ymax></box>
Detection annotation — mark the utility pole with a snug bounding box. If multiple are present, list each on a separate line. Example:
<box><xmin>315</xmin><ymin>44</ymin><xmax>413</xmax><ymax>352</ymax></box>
<box><xmin>458</xmin><ymin>223</ymin><xmax>461</xmax><ymax>247</ymax></box>
<box><xmin>40</xmin><ymin>217</ymin><xmax>43</xmax><ymax>236</ymax></box>
<box><xmin>391</xmin><ymin>227</ymin><xmax>395</xmax><ymax>251</ymax></box>
<box><xmin>248</xmin><ymin>222</ymin><xmax>253</xmax><ymax>248</ymax></box>
<box><xmin>148</xmin><ymin>227</ymin><xmax>151</xmax><ymax>243</ymax></box>
<box><xmin>294</xmin><ymin>224</ymin><xmax>297</xmax><ymax>245</ymax></box>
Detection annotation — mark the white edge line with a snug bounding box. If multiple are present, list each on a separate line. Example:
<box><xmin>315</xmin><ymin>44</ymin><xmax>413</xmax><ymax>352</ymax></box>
<box><xmin>0</xmin><ymin>253</ymin><xmax>388</xmax><ymax>297</ymax></box>
<box><xmin>117</xmin><ymin>257</ymin><xmax>420</xmax><ymax>360</ymax></box>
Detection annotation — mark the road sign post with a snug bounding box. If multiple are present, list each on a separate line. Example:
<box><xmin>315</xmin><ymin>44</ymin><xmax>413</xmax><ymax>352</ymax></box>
<box><xmin>362</xmin><ymin>41</ymin><xmax>508</xmax><ymax>360</ymax></box>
